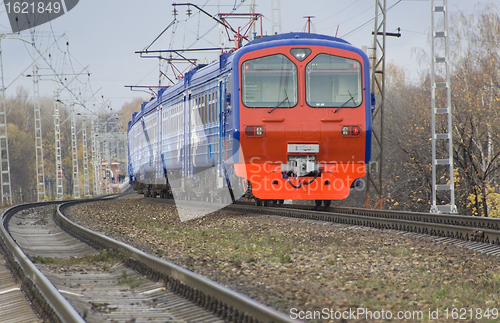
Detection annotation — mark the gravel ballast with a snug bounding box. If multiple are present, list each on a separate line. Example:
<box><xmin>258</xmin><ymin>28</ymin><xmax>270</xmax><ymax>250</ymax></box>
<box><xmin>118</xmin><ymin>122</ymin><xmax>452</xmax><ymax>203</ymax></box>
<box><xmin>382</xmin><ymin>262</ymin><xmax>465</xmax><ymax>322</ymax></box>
<box><xmin>66</xmin><ymin>195</ymin><xmax>500</xmax><ymax>322</ymax></box>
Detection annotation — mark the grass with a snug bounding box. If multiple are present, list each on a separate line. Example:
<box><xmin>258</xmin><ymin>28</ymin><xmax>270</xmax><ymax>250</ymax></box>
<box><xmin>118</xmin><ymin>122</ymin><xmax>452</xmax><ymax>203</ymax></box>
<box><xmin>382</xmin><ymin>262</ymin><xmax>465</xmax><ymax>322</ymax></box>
<box><xmin>103</xmin><ymin>202</ymin><xmax>500</xmax><ymax>321</ymax></box>
<box><xmin>117</xmin><ymin>270</ymin><xmax>144</xmax><ymax>289</ymax></box>
<box><xmin>29</xmin><ymin>249</ymin><xmax>121</xmax><ymax>267</ymax></box>
<box><xmin>156</xmin><ymin>225</ymin><xmax>298</xmax><ymax>266</ymax></box>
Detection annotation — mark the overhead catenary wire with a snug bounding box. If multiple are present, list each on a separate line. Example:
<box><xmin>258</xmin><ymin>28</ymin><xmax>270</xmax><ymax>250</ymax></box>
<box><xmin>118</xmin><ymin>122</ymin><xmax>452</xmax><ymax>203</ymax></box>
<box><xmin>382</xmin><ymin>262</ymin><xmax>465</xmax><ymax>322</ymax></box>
<box><xmin>340</xmin><ymin>0</ymin><xmax>403</xmax><ymax>38</ymax></box>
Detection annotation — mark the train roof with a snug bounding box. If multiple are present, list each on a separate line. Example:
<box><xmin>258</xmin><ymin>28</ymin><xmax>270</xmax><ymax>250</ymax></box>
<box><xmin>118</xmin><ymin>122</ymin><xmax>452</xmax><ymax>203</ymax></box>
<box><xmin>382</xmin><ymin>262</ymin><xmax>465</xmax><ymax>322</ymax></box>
<box><xmin>244</xmin><ymin>32</ymin><xmax>350</xmax><ymax>46</ymax></box>
<box><xmin>129</xmin><ymin>33</ymin><xmax>358</xmax><ymax>130</ymax></box>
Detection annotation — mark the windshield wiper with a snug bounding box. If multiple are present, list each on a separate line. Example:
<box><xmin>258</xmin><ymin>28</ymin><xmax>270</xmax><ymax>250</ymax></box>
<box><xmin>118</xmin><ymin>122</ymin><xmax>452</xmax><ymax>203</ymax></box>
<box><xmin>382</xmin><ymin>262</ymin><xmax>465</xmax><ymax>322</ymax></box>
<box><xmin>268</xmin><ymin>89</ymin><xmax>290</xmax><ymax>113</ymax></box>
<box><xmin>334</xmin><ymin>90</ymin><xmax>356</xmax><ymax>113</ymax></box>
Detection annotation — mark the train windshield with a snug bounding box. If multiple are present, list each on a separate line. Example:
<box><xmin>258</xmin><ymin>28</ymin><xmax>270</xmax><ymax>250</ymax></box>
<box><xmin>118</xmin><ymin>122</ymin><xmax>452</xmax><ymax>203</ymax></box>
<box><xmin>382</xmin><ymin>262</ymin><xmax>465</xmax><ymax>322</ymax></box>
<box><xmin>241</xmin><ymin>54</ymin><xmax>298</xmax><ymax>108</ymax></box>
<box><xmin>306</xmin><ymin>54</ymin><xmax>362</xmax><ymax>108</ymax></box>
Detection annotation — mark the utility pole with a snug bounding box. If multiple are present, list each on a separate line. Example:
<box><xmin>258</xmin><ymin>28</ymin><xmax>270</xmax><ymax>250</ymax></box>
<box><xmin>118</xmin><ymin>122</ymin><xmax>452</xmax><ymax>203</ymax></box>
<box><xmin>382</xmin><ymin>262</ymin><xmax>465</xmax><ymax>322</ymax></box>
<box><xmin>0</xmin><ymin>33</ymin><xmax>65</xmax><ymax>205</ymax></box>
<box><xmin>365</xmin><ymin>0</ymin><xmax>387</xmax><ymax>210</ymax></box>
<box><xmin>365</xmin><ymin>1</ymin><xmax>401</xmax><ymax>210</ymax></box>
<box><xmin>82</xmin><ymin>118</ymin><xmax>90</xmax><ymax>197</ymax></box>
<box><xmin>0</xmin><ymin>36</ymin><xmax>13</xmax><ymax>206</ymax></box>
<box><xmin>271</xmin><ymin>0</ymin><xmax>282</xmax><ymax>35</ymax></box>
<box><xmin>91</xmin><ymin>119</ymin><xmax>99</xmax><ymax>196</ymax></box>
<box><xmin>31</xmin><ymin>29</ymin><xmax>46</xmax><ymax>202</ymax></box>
<box><xmin>70</xmin><ymin>108</ymin><xmax>80</xmax><ymax>198</ymax></box>
<box><xmin>430</xmin><ymin>0</ymin><xmax>456</xmax><ymax>214</ymax></box>
<box><xmin>54</xmin><ymin>98</ymin><xmax>63</xmax><ymax>200</ymax></box>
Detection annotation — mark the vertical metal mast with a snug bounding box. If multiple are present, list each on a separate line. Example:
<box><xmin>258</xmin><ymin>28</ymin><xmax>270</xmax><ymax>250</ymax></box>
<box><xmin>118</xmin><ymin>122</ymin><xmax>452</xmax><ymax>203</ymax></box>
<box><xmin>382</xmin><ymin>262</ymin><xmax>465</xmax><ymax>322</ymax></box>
<box><xmin>105</xmin><ymin>128</ymin><xmax>111</xmax><ymax>194</ymax></box>
<box><xmin>96</xmin><ymin>139</ymin><xmax>103</xmax><ymax>195</ymax></box>
<box><xmin>54</xmin><ymin>98</ymin><xmax>63</xmax><ymax>200</ymax></box>
<box><xmin>250</xmin><ymin>0</ymin><xmax>256</xmax><ymax>39</ymax></box>
<box><xmin>430</xmin><ymin>0</ymin><xmax>456</xmax><ymax>213</ymax></box>
<box><xmin>365</xmin><ymin>0</ymin><xmax>386</xmax><ymax>210</ymax></box>
<box><xmin>82</xmin><ymin>118</ymin><xmax>90</xmax><ymax>197</ymax></box>
<box><xmin>71</xmin><ymin>109</ymin><xmax>80</xmax><ymax>198</ymax></box>
<box><xmin>32</xmin><ymin>30</ymin><xmax>46</xmax><ymax>202</ymax></box>
<box><xmin>270</xmin><ymin>0</ymin><xmax>282</xmax><ymax>35</ymax></box>
<box><xmin>0</xmin><ymin>37</ymin><xmax>12</xmax><ymax>205</ymax></box>
<box><xmin>91</xmin><ymin>120</ymin><xmax>98</xmax><ymax>196</ymax></box>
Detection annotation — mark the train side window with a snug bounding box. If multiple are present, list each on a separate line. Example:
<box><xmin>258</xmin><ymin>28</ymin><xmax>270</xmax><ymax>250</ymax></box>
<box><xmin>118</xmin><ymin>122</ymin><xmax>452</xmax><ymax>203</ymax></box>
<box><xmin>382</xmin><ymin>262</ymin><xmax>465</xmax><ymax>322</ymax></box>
<box><xmin>198</xmin><ymin>96</ymin><xmax>202</xmax><ymax>126</ymax></box>
<box><xmin>305</xmin><ymin>54</ymin><xmax>362</xmax><ymax>108</ymax></box>
<box><xmin>198</xmin><ymin>96</ymin><xmax>202</xmax><ymax>127</ymax></box>
<box><xmin>213</xmin><ymin>90</ymin><xmax>217</xmax><ymax>124</ymax></box>
<box><xmin>203</xmin><ymin>94</ymin><xmax>207</xmax><ymax>125</ymax></box>
<box><xmin>208</xmin><ymin>92</ymin><xmax>212</xmax><ymax>125</ymax></box>
<box><xmin>211</xmin><ymin>91</ymin><xmax>215</xmax><ymax>124</ymax></box>
<box><xmin>210</xmin><ymin>90</ymin><xmax>215</xmax><ymax>124</ymax></box>
<box><xmin>208</xmin><ymin>93</ymin><xmax>211</xmax><ymax>125</ymax></box>
<box><xmin>200</xmin><ymin>95</ymin><xmax>204</xmax><ymax>126</ymax></box>
<box><xmin>214</xmin><ymin>90</ymin><xmax>218</xmax><ymax>124</ymax></box>
<box><xmin>205</xmin><ymin>94</ymin><xmax>209</xmax><ymax>125</ymax></box>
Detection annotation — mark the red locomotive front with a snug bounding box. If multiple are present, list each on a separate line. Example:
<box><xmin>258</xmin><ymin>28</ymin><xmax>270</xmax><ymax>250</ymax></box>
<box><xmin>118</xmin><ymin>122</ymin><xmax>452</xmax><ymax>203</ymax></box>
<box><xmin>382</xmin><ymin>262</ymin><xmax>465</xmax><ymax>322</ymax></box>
<box><xmin>233</xmin><ymin>34</ymin><xmax>371</xmax><ymax>205</ymax></box>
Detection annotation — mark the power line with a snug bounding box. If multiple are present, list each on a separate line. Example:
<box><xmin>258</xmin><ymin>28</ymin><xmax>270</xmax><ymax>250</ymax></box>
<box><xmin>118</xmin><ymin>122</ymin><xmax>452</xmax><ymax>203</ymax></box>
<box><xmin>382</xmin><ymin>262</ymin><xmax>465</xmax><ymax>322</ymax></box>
<box><xmin>341</xmin><ymin>0</ymin><xmax>403</xmax><ymax>38</ymax></box>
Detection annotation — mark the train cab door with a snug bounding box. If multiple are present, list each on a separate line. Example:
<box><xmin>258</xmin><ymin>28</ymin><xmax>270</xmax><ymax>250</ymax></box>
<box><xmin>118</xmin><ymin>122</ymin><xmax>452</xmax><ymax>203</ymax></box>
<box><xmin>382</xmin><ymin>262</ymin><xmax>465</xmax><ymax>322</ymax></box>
<box><xmin>217</xmin><ymin>80</ymin><xmax>225</xmax><ymax>187</ymax></box>
<box><xmin>217</xmin><ymin>76</ymin><xmax>233</xmax><ymax>189</ymax></box>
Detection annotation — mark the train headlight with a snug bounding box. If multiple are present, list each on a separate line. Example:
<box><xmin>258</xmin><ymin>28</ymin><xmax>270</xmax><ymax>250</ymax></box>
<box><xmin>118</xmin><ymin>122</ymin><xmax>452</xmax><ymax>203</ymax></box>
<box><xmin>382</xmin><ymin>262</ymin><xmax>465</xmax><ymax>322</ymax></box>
<box><xmin>245</xmin><ymin>126</ymin><xmax>265</xmax><ymax>137</ymax></box>
<box><xmin>341</xmin><ymin>126</ymin><xmax>361</xmax><ymax>137</ymax></box>
<box><xmin>255</xmin><ymin>126</ymin><xmax>264</xmax><ymax>136</ymax></box>
<box><xmin>290</xmin><ymin>48</ymin><xmax>311</xmax><ymax>61</ymax></box>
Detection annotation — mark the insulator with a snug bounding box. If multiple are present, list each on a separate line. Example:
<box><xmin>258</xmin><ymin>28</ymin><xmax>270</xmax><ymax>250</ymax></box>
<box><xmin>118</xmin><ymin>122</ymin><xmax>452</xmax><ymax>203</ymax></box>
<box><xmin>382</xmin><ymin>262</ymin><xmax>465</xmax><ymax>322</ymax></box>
<box><xmin>187</xmin><ymin>6</ymin><xmax>192</xmax><ymax>17</ymax></box>
<box><xmin>172</xmin><ymin>7</ymin><xmax>177</xmax><ymax>18</ymax></box>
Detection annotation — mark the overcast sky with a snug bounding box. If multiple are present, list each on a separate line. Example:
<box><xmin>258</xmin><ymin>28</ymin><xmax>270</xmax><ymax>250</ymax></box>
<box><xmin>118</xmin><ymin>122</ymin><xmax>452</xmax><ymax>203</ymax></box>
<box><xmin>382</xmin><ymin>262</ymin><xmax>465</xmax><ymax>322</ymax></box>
<box><xmin>0</xmin><ymin>0</ymin><xmax>491</xmax><ymax>114</ymax></box>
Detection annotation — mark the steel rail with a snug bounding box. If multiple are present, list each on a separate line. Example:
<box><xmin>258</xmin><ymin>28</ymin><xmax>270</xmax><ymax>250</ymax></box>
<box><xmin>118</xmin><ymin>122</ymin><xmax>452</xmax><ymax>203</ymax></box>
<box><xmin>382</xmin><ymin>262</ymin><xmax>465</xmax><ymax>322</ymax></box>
<box><xmin>0</xmin><ymin>202</ymin><xmax>86</xmax><ymax>323</ymax></box>
<box><xmin>56</xmin><ymin>200</ymin><xmax>298</xmax><ymax>323</ymax></box>
<box><xmin>328</xmin><ymin>206</ymin><xmax>500</xmax><ymax>230</ymax></box>
<box><xmin>232</xmin><ymin>201</ymin><xmax>500</xmax><ymax>231</ymax></box>
<box><xmin>226</xmin><ymin>203</ymin><xmax>500</xmax><ymax>245</ymax></box>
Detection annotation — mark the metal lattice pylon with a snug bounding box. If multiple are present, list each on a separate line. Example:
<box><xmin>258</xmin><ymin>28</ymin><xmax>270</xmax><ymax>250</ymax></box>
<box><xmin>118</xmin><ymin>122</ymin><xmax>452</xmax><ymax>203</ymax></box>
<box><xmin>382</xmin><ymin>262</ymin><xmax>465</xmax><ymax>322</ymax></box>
<box><xmin>270</xmin><ymin>0</ymin><xmax>282</xmax><ymax>35</ymax></box>
<box><xmin>54</xmin><ymin>99</ymin><xmax>63</xmax><ymax>200</ymax></box>
<box><xmin>105</xmin><ymin>134</ymin><xmax>111</xmax><ymax>195</ymax></box>
<box><xmin>82</xmin><ymin>118</ymin><xmax>90</xmax><ymax>197</ymax></box>
<box><xmin>0</xmin><ymin>37</ymin><xmax>12</xmax><ymax>206</ymax></box>
<box><xmin>32</xmin><ymin>65</ymin><xmax>46</xmax><ymax>203</ymax></box>
<box><xmin>92</xmin><ymin>120</ymin><xmax>102</xmax><ymax>196</ymax></box>
<box><xmin>430</xmin><ymin>0</ymin><xmax>457</xmax><ymax>214</ymax></box>
<box><xmin>71</xmin><ymin>110</ymin><xmax>80</xmax><ymax>199</ymax></box>
<box><xmin>91</xmin><ymin>120</ymin><xmax>98</xmax><ymax>195</ymax></box>
<box><xmin>31</xmin><ymin>30</ymin><xmax>46</xmax><ymax>202</ymax></box>
<box><xmin>365</xmin><ymin>0</ymin><xmax>386</xmax><ymax>210</ymax></box>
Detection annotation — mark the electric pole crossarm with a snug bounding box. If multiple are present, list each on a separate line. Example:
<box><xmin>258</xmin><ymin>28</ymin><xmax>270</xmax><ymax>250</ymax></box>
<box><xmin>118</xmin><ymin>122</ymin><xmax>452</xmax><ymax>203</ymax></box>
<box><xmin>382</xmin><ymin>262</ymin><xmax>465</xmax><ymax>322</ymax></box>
<box><xmin>6</xmin><ymin>33</ymin><xmax>66</xmax><ymax>90</ymax></box>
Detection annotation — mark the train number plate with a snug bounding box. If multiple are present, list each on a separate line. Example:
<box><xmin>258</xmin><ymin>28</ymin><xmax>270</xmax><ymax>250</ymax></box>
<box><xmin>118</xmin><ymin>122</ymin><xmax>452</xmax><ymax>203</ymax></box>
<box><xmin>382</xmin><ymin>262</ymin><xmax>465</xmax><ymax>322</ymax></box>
<box><xmin>287</xmin><ymin>144</ymin><xmax>319</xmax><ymax>153</ymax></box>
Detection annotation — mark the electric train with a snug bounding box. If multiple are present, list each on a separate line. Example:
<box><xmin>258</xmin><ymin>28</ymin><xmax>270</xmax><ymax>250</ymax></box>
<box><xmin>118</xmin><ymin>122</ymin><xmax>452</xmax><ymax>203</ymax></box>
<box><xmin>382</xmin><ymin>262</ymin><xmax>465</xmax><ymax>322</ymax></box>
<box><xmin>128</xmin><ymin>32</ymin><xmax>371</xmax><ymax>206</ymax></box>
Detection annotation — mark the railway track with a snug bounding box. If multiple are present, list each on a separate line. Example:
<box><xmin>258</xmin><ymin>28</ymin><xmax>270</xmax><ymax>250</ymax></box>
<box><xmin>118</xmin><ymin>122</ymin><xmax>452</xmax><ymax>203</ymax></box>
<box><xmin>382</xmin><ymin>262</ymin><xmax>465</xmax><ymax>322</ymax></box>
<box><xmin>0</xmin><ymin>197</ymin><xmax>297</xmax><ymax>323</ymax></box>
<box><xmin>224</xmin><ymin>201</ymin><xmax>500</xmax><ymax>254</ymax></box>
<box><xmin>144</xmin><ymin>196</ymin><xmax>500</xmax><ymax>255</ymax></box>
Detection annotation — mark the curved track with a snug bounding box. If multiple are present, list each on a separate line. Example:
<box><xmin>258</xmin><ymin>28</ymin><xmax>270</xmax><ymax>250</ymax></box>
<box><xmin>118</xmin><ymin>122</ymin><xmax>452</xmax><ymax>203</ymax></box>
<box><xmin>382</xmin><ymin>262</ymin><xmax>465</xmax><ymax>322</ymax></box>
<box><xmin>0</xmin><ymin>196</ymin><xmax>297</xmax><ymax>323</ymax></box>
